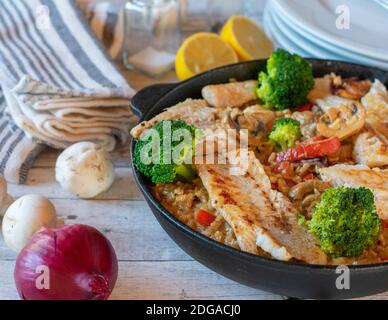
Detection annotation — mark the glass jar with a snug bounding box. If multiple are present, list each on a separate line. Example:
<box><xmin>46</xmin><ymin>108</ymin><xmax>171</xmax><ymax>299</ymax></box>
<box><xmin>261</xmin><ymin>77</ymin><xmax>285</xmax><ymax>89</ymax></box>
<box><xmin>123</xmin><ymin>0</ymin><xmax>180</xmax><ymax>77</ymax></box>
<box><xmin>178</xmin><ymin>0</ymin><xmax>244</xmax><ymax>36</ymax></box>
<box><xmin>243</xmin><ymin>0</ymin><xmax>268</xmax><ymax>25</ymax></box>
<box><xmin>207</xmin><ymin>0</ymin><xmax>243</xmax><ymax>32</ymax></box>
<box><xmin>178</xmin><ymin>0</ymin><xmax>210</xmax><ymax>38</ymax></box>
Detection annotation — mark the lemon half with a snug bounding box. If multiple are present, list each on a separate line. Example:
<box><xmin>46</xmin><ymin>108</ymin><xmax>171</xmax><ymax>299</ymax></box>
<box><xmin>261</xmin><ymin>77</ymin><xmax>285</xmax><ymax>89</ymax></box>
<box><xmin>221</xmin><ymin>15</ymin><xmax>273</xmax><ymax>61</ymax></box>
<box><xmin>175</xmin><ymin>32</ymin><xmax>239</xmax><ymax>81</ymax></box>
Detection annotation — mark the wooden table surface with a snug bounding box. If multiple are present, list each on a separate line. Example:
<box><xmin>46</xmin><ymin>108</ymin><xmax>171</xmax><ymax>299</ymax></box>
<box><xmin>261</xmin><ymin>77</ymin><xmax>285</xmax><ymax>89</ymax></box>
<box><xmin>0</xmin><ymin>70</ymin><xmax>386</xmax><ymax>300</ymax></box>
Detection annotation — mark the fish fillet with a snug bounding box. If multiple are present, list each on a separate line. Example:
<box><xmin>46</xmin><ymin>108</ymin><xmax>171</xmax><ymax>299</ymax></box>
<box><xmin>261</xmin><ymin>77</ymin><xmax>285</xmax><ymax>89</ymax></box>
<box><xmin>319</xmin><ymin>164</ymin><xmax>388</xmax><ymax>220</ymax></box>
<box><xmin>202</xmin><ymin>81</ymin><xmax>258</xmax><ymax>108</ymax></box>
<box><xmin>196</xmin><ymin>150</ymin><xmax>327</xmax><ymax>264</ymax></box>
<box><xmin>308</xmin><ymin>75</ymin><xmax>332</xmax><ymax>103</ymax></box>
<box><xmin>361</xmin><ymin>80</ymin><xmax>388</xmax><ymax>139</ymax></box>
<box><xmin>353</xmin><ymin>132</ymin><xmax>388</xmax><ymax>168</ymax></box>
<box><xmin>131</xmin><ymin>99</ymin><xmax>225</xmax><ymax>139</ymax></box>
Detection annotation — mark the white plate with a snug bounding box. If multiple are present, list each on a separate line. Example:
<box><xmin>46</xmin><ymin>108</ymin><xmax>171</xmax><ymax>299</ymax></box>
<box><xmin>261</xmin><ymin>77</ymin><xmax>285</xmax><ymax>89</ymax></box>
<box><xmin>263</xmin><ymin>8</ymin><xmax>314</xmax><ymax>57</ymax></box>
<box><xmin>264</xmin><ymin>5</ymin><xmax>388</xmax><ymax>70</ymax></box>
<box><xmin>273</xmin><ymin>0</ymin><xmax>388</xmax><ymax>61</ymax></box>
<box><xmin>268</xmin><ymin>3</ymin><xmax>388</xmax><ymax>70</ymax></box>
<box><xmin>269</xmin><ymin>10</ymin><xmax>342</xmax><ymax>59</ymax></box>
<box><xmin>268</xmin><ymin>0</ymin><xmax>388</xmax><ymax>64</ymax></box>
<box><xmin>374</xmin><ymin>0</ymin><xmax>388</xmax><ymax>10</ymax></box>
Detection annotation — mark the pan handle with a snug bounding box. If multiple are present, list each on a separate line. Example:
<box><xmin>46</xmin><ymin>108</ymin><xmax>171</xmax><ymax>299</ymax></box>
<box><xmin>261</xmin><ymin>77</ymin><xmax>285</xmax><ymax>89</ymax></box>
<box><xmin>130</xmin><ymin>82</ymin><xmax>178</xmax><ymax>118</ymax></box>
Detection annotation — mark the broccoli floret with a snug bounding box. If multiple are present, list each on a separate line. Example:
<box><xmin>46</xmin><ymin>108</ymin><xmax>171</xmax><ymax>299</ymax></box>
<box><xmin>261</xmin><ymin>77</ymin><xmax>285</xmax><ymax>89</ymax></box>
<box><xmin>257</xmin><ymin>49</ymin><xmax>315</xmax><ymax>110</ymax></box>
<box><xmin>134</xmin><ymin>120</ymin><xmax>200</xmax><ymax>184</ymax></box>
<box><xmin>308</xmin><ymin>187</ymin><xmax>380</xmax><ymax>258</ymax></box>
<box><xmin>268</xmin><ymin>117</ymin><xmax>301</xmax><ymax>150</ymax></box>
<box><xmin>134</xmin><ymin>138</ymin><xmax>154</xmax><ymax>179</ymax></box>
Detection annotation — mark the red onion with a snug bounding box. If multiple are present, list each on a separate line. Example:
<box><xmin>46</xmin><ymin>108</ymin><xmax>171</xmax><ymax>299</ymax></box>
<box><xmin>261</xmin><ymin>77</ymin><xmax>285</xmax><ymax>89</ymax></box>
<box><xmin>14</xmin><ymin>224</ymin><xmax>118</xmax><ymax>300</ymax></box>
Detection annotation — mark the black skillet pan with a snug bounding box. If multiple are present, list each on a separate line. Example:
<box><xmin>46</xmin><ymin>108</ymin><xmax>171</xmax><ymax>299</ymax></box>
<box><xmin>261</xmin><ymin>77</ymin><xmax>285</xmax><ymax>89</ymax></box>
<box><xmin>130</xmin><ymin>59</ymin><xmax>388</xmax><ymax>299</ymax></box>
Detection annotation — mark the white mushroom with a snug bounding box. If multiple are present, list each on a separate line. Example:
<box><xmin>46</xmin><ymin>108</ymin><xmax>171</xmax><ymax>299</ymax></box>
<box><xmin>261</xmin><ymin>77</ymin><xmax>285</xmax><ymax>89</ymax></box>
<box><xmin>317</xmin><ymin>102</ymin><xmax>366</xmax><ymax>141</ymax></box>
<box><xmin>55</xmin><ymin>142</ymin><xmax>115</xmax><ymax>199</ymax></box>
<box><xmin>0</xmin><ymin>175</ymin><xmax>13</xmax><ymax>217</ymax></box>
<box><xmin>2</xmin><ymin>195</ymin><xmax>57</xmax><ymax>252</ymax></box>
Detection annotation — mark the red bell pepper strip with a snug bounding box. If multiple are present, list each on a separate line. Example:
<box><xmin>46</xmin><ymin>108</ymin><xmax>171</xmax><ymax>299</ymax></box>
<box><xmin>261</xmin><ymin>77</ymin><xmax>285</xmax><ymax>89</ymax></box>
<box><xmin>271</xmin><ymin>183</ymin><xmax>279</xmax><ymax>190</ymax></box>
<box><xmin>196</xmin><ymin>209</ymin><xmax>216</xmax><ymax>227</ymax></box>
<box><xmin>276</xmin><ymin>136</ymin><xmax>341</xmax><ymax>162</ymax></box>
<box><xmin>302</xmin><ymin>173</ymin><xmax>315</xmax><ymax>181</ymax></box>
<box><xmin>295</xmin><ymin>103</ymin><xmax>314</xmax><ymax>112</ymax></box>
<box><xmin>285</xmin><ymin>179</ymin><xmax>297</xmax><ymax>188</ymax></box>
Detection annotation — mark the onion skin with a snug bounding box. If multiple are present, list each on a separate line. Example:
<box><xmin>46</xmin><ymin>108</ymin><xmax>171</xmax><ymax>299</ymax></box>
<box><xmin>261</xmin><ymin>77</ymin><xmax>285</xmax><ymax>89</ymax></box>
<box><xmin>14</xmin><ymin>224</ymin><xmax>118</xmax><ymax>300</ymax></box>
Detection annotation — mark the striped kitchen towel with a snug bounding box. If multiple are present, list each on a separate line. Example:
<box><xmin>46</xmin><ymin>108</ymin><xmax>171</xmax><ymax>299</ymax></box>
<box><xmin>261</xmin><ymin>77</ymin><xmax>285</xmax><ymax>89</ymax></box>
<box><xmin>0</xmin><ymin>88</ymin><xmax>46</xmax><ymax>184</ymax></box>
<box><xmin>0</xmin><ymin>0</ymin><xmax>135</xmax><ymax>184</ymax></box>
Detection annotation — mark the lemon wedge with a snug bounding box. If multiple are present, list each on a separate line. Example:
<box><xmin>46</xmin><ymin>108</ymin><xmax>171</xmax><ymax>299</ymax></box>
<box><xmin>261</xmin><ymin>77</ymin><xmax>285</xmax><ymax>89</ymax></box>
<box><xmin>175</xmin><ymin>32</ymin><xmax>239</xmax><ymax>81</ymax></box>
<box><xmin>221</xmin><ymin>15</ymin><xmax>273</xmax><ymax>61</ymax></box>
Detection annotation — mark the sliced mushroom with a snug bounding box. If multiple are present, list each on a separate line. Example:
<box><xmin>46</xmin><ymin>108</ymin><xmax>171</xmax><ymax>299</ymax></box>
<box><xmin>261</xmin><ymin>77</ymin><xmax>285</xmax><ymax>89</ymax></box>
<box><xmin>289</xmin><ymin>181</ymin><xmax>313</xmax><ymax>201</ymax></box>
<box><xmin>302</xmin><ymin>194</ymin><xmax>322</xmax><ymax>218</ymax></box>
<box><xmin>291</xmin><ymin>111</ymin><xmax>318</xmax><ymax>139</ymax></box>
<box><xmin>302</xmin><ymin>193</ymin><xmax>322</xmax><ymax>209</ymax></box>
<box><xmin>317</xmin><ymin>102</ymin><xmax>366</xmax><ymax>140</ymax></box>
<box><xmin>289</xmin><ymin>180</ymin><xmax>331</xmax><ymax>201</ymax></box>
<box><xmin>243</xmin><ymin>105</ymin><xmax>276</xmax><ymax>134</ymax></box>
<box><xmin>228</xmin><ymin>108</ymin><xmax>242</xmax><ymax>130</ymax></box>
<box><xmin>330</xmin><ymin>75</ymin><xmax>371</xmax><ymax>100</ymax></box>
<box><xmin>227</xmin><ymin>105</ymin><xmax>275</xmax><ymax>144</ymax></box>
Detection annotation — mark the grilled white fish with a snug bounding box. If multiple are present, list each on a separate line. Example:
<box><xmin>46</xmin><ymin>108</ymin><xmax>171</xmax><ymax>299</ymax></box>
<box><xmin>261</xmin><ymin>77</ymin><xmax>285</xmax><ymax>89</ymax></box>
<box><xmin>131</xmin><ymin>99</ymin><xmax>225</xmax><ymax>139</ymax></box>
<box><xmin>361</xmin><ymin>80</ymin><xmax>388</xmax><ymax>139</ymax></box>
<box><xmin>319</xmin><ymin>164</ymin><xmax>388</xmax><ymax>220</ymax></box>
<box><xmin>353</xmin><ymin>132</ymin><xmax>388</xmax><ymax>168</ymax></box>
<box><xmin>202</xmin><ymin>81</ymin><xmax>258</xmax><ymax>108</ymax></box>
<box><xmin>308</xmin><ymin>75</ymin><xmax>332</xmax><ymax>103</ymax></box>
<box><xmin>196</xmin><ymin>150</ymin><xmax>327</xmax><ymax>264</ymax></box>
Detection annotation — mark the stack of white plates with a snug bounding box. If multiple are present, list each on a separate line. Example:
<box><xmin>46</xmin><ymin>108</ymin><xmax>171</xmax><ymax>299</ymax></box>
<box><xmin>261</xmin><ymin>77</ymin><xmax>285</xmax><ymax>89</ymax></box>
<box><xmin>263</xmin><ymin>0</ymin><xmax>388</xmax><ymax>70</ymax></box>
<box><xmin>375</xmin><ymin>0</ymin><xmax>388</xmax><ymax>10</ymax></box>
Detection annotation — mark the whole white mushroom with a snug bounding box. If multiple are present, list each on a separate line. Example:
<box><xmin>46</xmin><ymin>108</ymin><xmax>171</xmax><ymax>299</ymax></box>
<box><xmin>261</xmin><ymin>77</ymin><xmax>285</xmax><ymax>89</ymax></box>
<box><xmin>2</xmin><ymin>195</ymin><xmax>57</xmax><ymax>252</ymax></box>
<box><xmin>55</xmin><ymin>142</ymin><xmax>115</xmax><ymax>199</ymax></box>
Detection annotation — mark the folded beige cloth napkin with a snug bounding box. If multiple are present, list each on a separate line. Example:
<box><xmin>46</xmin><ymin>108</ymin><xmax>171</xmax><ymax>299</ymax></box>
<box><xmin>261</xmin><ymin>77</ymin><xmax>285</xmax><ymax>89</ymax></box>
<box><xmin>4</xmin><ymin>76</ymin><xmax>134</xmax><ymax>151</ymax></box>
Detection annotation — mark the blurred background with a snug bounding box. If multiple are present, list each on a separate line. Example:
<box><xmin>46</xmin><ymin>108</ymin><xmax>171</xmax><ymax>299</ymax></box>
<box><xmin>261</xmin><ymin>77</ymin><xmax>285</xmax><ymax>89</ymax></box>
<box><xmin>76</xmin><ymin>0</ymin><xmax>267</xmax><ymax>68</ymax></box>
<box><xmin>76</xmin><ymin>0</ymin><xmax>388</xmax><ymax>77</ymax></box>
